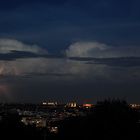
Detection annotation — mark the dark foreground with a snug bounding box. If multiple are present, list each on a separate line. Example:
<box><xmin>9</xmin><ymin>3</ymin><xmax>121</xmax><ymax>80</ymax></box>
<box><xmin>0</xmin><ymin>100</ymin><xmax>140</xmax><ymax>140</ymax></box>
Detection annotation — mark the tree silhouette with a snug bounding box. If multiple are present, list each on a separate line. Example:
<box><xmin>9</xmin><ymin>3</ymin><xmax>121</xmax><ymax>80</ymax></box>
<box><xmin>92</xmin><ymin>99</ymin><xmax>139</xmax><ymax>139</ymax></box>
<box><xmin>56</xmin><ymin>99</ymin><xmax>140</xmax><ymax>140</ymax></box>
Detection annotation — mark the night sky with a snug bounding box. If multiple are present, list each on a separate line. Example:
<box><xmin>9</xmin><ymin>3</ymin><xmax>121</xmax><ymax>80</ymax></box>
<box><xmin>0</xmin><ymin>0</ymin><xmax>140</xmax><ymax>103</ymax></box>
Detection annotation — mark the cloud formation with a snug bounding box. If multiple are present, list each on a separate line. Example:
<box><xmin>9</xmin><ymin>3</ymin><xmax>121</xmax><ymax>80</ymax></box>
<box><xmin>0</xmin><ymin>57</ymin><xmax>140</xmax><ymax>84</ymax></box>
<box><xmin>0</xmin><ymin>39</ymin><xmax>140</xmax><ymax>78</ymax></box>
<box><xmin>66</xmin><ymin>41</ymin><xmax>140</xmax><ymax>58</ymax></box>
<box><xmin>0</xmin><ymin>39</ymin><xmax>47</xmax><ymax>54</ymax></box>
<box><xmin>0</xmin><ymin>50</ymin><xmax>140</xmax><ymax>103</ymax></box>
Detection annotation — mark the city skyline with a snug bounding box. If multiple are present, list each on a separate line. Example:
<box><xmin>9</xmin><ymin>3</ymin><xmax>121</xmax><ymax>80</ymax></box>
<box><xmin>0</xmin><ymin>0</ymin><xmax>140</xmax><ymax>103</ymax></box>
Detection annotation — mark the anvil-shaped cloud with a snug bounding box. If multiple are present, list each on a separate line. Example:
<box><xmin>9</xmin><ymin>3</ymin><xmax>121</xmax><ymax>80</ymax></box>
<box><xmin>66</xmin><ymin>42</ymin><xmax>140</xmax><ymax>58</ymax></box>
<box><xmin>0</xmin><ymin>39</ymin><xmax>47</xmax><ymax>54</ymax></box>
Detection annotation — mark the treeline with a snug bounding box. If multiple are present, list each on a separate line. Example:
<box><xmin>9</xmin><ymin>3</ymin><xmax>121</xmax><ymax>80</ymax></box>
<box><xmin>56</xmin><ymin>100</ymin><xmax>140</xmax><ymax>140</ymax></box>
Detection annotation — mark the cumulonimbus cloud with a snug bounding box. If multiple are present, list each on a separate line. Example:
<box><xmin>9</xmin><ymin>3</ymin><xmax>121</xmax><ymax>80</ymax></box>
<box><xmin>0</xmin><ymin>39</ymin><xmax>47</xmax><ymax>54</ymax></box>
<box><xmin>66</xmin><ymin>41</ymin><xmax>140</xmax><ymax>58</ymax></box>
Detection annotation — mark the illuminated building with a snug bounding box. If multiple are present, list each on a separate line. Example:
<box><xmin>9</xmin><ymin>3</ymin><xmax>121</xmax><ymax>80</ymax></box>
<box><xmin>42</xmin><ymin>102</ymin><xmax>58</xmax><ymax>106</ymax></box>
<box><xmin>66</xmin><ymin>102</ymin><xmax>77</xmax><ymax>108</ymax></box>
<box><xmin>130</xmin><ymin>104</ymin><xmax>140</xmax><ymax>109</ymax></box>
<box><xmin>42</xmin><ymin>102</ymin><xmax>47</xmax><ymax>105</ymax></box>
<box><xmin>83</xmin><ymin>104</ymin><xmax>93</xmax><ymax>108</ymax></box>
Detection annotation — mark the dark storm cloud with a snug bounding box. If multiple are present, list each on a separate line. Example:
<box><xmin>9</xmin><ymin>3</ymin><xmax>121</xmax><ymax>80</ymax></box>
<box><xmin>68</xmin><ymin>57</ymin><xmax>140</xmax><ymax>67</ymax></box>
<box><xmin>1</xmin><ymin>61</ymin><xmax>140</xmax><ymax>103</ymax></box>
<box><xmin>0</xmin><ymin>0</ymin><xmax>138</xmax><ymax>16</ymax></box>
<box><xmin>0</xmin><ymin>51</ymin><xmax>43</xmax><ymax>61</ymax></box>
<box><xmin>1</xmin><ymin>55</ymin><xmax>140</xmax><ymax>103</ymax></box>
<box><xmin>86</xmin><ymin>57</ymin><xmax>140</xmax><ymax>67</ymax></box>
<box><xmin>0</xmin><ymin>0</ymin><xmax>140</xmax><ymax>52</ymax></box>
<box><xmin>0</xmin><ymin>0</ymin><xmax>67</xmax><ymax>9</ymax></box>
<box><xmin>0</xmin><ymin>50</ymin><xmax>64</xmax><ymax>61</ymax></box>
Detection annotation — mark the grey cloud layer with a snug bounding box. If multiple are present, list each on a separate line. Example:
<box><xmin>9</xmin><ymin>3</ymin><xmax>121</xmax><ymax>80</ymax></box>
<box><xmin>0</xmin><ymin>57</ymin><xmax>140</xmax><ymax>84</ymax></box>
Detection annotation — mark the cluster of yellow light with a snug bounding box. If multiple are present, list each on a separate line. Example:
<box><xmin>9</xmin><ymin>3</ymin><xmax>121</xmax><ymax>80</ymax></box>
<box><xmin>130</xmin><ymin>104</ymin><xmax>140</xmax><ymax>108</ymax></box>
<box><xmin>42</xmin><ymin>102</ymin><xmax>58</xmax><ymax>106</ymax></box>
<box><xmin>42</xmin><ymin>102</ymin><xmax>47</xmax><ymax>105</ymax></box>
<box><xmin>67</xmin><ymin>102</ymin><xmax>77</xmax><ymax>108</ymax></box>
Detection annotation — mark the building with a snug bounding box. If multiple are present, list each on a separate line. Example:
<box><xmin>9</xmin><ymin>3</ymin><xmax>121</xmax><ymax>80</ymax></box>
<box><xmin>130</xmin><ymin>104</ymin><xmax>140</xmax><ymax>109</ymax></box>
<box><xmin>42</xmin><ymin>102</ymin><xmax>58</xmax><ymax>106</ymax></box>
<box><xmin>66</xmin><ymin>102</ymin><xmax>77</xmax><ymax>108</ymax></box>
<box><xmin>83</xmin><ymin>104</ymin><xmax>94</xmax><ymax>108</ymax></box>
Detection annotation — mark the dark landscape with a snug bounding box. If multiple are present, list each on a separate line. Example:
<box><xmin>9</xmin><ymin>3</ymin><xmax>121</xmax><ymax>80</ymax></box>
<box><xmin>0</xmin><ymin>0</ymin><xmax>140</xmax><ymax>139</ymax></box>
<box><xmin>0</xmin><ymin>100</ymin><xmax>140</xmax><ymax>140</ymax></box>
